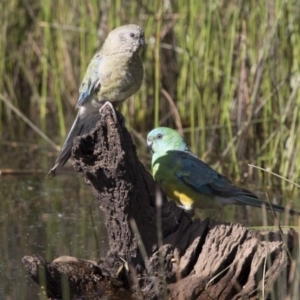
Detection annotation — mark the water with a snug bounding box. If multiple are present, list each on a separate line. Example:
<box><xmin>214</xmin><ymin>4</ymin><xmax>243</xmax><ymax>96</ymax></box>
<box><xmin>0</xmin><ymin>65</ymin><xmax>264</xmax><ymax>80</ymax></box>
<box><xmin>0</xmin><ymin>174</ymin><xmax>107</xmax><ymax>299</ymax></box>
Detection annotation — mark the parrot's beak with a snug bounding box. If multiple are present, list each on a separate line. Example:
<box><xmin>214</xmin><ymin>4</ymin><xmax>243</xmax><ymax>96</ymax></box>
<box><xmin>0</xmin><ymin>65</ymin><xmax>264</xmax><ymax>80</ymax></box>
<box><xmin>139</xmin><ymin>36</ymin><xmax>145</xmax><ymax>47</ymax></box>
<box><xmin>147</xmin><ymin>139</ymin><xmax>153</xmax><ymax>152</ymax></box>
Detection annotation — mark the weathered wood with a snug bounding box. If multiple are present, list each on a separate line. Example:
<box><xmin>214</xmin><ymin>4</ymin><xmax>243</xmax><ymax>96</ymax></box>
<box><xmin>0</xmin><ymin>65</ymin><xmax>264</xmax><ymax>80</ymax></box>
<box><xmin>23</xmin><ymin>105</ymin><xmax>298</xmax><ymax>299</ymax></box>
<box><xmin>72</xmin><ymin>106</ymin><xmax>159</xmax><ymax>261</ymax></box>
<box><xmin>22</xmin><ymin>254</ymin><xmax>134</xmax><ymax>299</ymax></box>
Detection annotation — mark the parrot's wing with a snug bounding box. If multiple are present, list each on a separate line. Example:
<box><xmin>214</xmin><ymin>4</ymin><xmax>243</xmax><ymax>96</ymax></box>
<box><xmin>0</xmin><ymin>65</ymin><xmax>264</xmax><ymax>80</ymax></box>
<box><xmin>172</xmin><ymin>151</ymin><xmax>256</xmax><ymax>199</ymax></box>
<box><xmin>77</xmin><ymin>53</ymin><xmax>102</xmax><ymax>107</ymax></box>
<box><xmin>169</xmin><ymin>151</ymin><xmax>296</xmax><ymax>214</ymax></box>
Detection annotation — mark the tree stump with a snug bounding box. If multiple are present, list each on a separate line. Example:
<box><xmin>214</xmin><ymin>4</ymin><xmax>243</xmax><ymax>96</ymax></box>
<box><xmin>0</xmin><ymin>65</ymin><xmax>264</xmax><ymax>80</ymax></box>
<box><xmin>23</xmin><ymin>105</ymin><xmax>299</xmax><ymax>299</ymax></box>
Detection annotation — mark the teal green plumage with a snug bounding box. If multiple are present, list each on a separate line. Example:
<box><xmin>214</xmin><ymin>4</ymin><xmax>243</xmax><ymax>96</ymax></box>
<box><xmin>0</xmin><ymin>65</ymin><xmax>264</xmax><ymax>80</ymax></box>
<box><xmin>48</xmin><ymin>24</ymin><xmax>144</xmax><ymax>177</ymax></box>
<box><xmin>147</xmin><ymin>127</ymin><xmax>297</xmax><ymax>214</ymax></box>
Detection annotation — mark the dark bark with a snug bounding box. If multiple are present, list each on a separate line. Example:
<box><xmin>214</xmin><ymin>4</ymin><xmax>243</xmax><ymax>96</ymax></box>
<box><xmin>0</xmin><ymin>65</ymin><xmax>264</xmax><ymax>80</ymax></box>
<box><xmin>23</xmin><ymin>105</ymin><xmax>299</xmax><ymax>299</ymax></box>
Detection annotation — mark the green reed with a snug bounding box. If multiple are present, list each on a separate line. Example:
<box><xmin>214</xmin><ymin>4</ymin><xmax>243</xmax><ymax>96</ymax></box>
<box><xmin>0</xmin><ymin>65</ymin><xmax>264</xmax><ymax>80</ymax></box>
<box><xmin>1</xmin><ymin>0</ymin><xmax>300</xmax><ymax>191</ymax></box>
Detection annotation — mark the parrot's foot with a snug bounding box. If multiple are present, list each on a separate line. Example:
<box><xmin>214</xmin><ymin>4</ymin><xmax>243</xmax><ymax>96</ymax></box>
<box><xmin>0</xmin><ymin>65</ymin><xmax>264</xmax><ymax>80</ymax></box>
<box><xmin>99</xmin><ymin>101</ymin><xmax>118</xmax><ymax>123</ymax></box>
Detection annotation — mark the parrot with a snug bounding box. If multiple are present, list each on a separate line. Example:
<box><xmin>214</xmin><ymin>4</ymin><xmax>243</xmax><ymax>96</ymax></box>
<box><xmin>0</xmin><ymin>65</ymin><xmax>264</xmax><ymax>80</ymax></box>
<box><xmin>48</xmin><ymin>24</ymin><xmax>144</xmax><ymax>177</ymax></box>
<box><xmin>147</xmin><ymin>127</ymin><xmax>299</xmax><ymax>215</ymax></box>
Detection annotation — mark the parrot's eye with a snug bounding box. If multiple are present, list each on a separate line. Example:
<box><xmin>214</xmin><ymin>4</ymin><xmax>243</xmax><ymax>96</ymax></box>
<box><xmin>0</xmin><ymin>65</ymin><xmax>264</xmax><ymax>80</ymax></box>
<box><xmin>129</xmin><ymin>32</ymin><xmax>135</xmax><ymax>38</ymax></box>
<box><xmin>157</xmin><ymin>133</ymin><xmax>163</xmax><ymax>139</ymax></box>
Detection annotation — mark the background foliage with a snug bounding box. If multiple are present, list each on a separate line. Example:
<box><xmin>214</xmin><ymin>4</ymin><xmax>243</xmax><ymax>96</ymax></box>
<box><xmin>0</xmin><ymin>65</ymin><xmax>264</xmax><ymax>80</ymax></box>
<box><xmin>1</xmin><ymin>0</ymin><xmax>300</xmax><ymax>190</ymax></box>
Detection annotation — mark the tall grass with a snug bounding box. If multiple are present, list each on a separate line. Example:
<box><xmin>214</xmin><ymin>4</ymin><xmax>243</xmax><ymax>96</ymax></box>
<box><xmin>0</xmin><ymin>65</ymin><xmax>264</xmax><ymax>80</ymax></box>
<box><xmin>1</xmin><ymin>0</ymin><xmax>300</xmax><ymax>190</ymax></box>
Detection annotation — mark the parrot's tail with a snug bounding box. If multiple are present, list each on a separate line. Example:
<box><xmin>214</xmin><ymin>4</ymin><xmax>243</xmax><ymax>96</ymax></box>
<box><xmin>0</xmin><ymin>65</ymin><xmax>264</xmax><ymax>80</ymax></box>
<box><xmin>235</xmin><ymin>195</ymin><xmax>300</xmax><ymax>216</ymax></box>
<box><xmin>47</xmin><ymin>113</ymin><xmax>83</xmax><ymax>178</ymax></box>
<box><xmin>47</xmin><ymin>111</ymin><xmax>101</xmax><ymax>178</ymax></box>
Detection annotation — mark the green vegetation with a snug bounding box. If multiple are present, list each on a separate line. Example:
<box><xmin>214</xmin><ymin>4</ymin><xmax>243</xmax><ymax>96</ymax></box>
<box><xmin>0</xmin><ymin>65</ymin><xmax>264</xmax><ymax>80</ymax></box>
<box><xmin>1</xmin><ymin>0</ymin><xmax>300</xmax><ymax>189</ymax></box>
<box><xmin>2</xmin><ymin>1</ymin><xmax>300</xmax><ymax>298</ymax></box>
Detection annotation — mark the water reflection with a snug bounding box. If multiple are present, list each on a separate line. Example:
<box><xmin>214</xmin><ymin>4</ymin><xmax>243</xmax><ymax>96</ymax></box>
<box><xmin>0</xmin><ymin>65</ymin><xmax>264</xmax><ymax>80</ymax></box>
<box><xmin>0</xmin><ymin>174</ymin><xmax>107</xmax><ymax>299</ymax></box>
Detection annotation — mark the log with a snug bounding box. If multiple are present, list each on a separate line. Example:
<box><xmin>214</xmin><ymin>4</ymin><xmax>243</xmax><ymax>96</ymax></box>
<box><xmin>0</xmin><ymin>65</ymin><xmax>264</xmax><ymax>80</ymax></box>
<box><xmin>23</xmin><ymin>104</ymin><xmax>299</xmax><ymax>299</ymax></box>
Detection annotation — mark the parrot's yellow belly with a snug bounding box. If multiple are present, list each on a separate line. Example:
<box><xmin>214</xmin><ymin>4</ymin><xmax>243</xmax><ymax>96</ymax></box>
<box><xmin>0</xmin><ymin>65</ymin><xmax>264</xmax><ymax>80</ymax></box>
<box><xmin>153</xmin><ymin>156</ymin><xmax>207</xmax><ymax>210</ymax></box>
<box><xmin>163</xmin><ymin>184</ymin><xmax>194</xmax><ymax>210</ymax></box>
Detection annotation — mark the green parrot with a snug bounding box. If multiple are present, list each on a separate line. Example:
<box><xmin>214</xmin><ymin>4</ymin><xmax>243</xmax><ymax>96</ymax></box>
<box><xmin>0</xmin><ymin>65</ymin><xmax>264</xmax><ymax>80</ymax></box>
<box><xmin>147</xmin><ymin>127</ymin><xmax>298</xmax><ymax>214</ymax></box>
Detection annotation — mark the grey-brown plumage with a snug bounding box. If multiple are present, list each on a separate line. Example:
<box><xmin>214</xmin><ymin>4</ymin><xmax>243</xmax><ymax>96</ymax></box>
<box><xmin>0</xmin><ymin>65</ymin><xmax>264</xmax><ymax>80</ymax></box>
<box><xmin>48</xmin><ymin>24</ymin><xmax>144</xmax><ymax>177</ymax></box>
